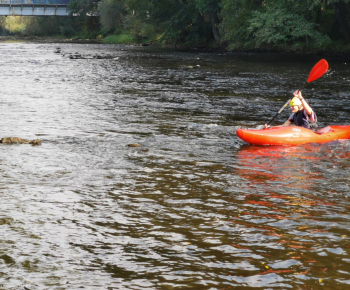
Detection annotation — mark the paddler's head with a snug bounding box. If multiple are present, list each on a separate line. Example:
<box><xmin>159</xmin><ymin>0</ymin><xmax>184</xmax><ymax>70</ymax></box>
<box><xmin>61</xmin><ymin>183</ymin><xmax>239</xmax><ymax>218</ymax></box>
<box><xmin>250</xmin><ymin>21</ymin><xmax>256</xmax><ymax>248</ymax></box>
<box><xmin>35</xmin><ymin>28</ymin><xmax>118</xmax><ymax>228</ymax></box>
<box><xmin>289</xmin><ymin>97</ymin><xmax>303</xmax><ymax>113</ymax></box>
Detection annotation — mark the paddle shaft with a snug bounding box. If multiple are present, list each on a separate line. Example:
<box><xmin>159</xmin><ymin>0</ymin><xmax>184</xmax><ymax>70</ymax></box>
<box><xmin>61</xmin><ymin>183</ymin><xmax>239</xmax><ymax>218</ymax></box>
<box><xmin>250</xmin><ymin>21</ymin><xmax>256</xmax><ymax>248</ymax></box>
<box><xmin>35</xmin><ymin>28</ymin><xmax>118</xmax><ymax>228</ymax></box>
<box><xmin>297</xmin><ymin>81</ymin><xmax>308</xmax><ymax>92</ymax></box>
<box><xmin>267</xmin><ymin>99</ymin><xmax>291</xmax><ymax>125</ymax></box>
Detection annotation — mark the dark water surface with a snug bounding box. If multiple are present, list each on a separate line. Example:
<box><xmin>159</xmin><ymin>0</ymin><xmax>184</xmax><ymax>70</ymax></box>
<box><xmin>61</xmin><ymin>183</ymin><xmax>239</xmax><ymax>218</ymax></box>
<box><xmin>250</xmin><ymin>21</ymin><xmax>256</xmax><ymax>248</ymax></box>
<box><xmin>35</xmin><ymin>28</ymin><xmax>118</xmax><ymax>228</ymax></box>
<box><xmin>0</xmin><ymin>42</ymin><xmax>350</xmax><ymax>289</ymax></box>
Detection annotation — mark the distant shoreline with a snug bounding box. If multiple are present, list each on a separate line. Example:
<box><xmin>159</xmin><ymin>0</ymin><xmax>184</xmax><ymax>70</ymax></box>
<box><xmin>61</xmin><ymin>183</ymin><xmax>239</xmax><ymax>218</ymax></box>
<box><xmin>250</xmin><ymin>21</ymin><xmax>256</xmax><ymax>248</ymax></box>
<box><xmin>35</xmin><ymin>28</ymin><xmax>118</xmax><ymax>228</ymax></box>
<box><xmin>0</xmin><ymin>35</ymin><xmax>349</xmax><ymax>57</ymax></box>
<box><xmin>0</xmin><ymin>35</ymin><xmax>102</xmax><ymax>44</ymax></box>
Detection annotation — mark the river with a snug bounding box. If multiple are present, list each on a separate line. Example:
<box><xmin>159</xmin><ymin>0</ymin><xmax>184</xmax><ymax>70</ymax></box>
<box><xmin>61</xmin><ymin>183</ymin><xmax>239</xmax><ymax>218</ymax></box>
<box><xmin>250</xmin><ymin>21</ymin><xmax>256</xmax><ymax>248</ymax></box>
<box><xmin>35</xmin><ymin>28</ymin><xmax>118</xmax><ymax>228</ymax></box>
<box><xmin>0</xmin><ymin>42</ymin><xmax>350</xmax><ymax>289</ymax></box>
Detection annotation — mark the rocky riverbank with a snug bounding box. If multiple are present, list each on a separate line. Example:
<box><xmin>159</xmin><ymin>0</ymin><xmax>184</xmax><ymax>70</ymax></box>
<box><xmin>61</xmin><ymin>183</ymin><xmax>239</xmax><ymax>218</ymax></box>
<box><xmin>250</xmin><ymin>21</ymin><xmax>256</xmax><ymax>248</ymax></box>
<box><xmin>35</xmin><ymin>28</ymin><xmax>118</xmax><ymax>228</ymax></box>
<box><xmin>0</xmin><ymin>35</ymin><xmax>101</xmax><ymax>44</ymax></box>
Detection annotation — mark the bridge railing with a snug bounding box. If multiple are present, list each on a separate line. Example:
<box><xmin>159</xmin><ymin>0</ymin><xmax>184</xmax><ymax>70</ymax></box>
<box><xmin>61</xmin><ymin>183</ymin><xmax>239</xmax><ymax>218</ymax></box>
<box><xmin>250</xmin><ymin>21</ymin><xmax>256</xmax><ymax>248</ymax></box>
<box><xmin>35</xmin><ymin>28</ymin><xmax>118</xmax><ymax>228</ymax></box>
<box><xmin>0</xmin><ymin>0</ymin><xmax>71</xmax><ymax>4</ymax></box>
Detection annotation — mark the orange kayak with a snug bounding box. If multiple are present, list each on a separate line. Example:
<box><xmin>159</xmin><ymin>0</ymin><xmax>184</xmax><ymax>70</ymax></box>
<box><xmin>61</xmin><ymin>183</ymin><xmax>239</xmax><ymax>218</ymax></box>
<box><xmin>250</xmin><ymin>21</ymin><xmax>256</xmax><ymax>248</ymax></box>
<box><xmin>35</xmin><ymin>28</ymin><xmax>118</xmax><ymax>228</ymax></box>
<box><xmin>236</xmin><ymin>125</ymin><xmax>350</xmax><ymax>146</ymax></box>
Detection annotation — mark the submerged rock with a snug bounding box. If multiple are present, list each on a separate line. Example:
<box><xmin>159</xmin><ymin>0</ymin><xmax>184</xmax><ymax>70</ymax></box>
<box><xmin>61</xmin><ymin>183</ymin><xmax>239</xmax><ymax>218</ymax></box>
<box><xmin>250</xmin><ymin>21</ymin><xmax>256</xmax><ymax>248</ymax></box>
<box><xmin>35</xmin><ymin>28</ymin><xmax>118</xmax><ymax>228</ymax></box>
<box><xmin>1</xmin><ymin>137</ymin><xmax>28</xmax><ymax>144</ymax></box>
<box><xmin>29</xmin><ymin>139</ymin><xmax>42</xmax><ymax>146</ymax></box>
<box><xmin>126</xmin><ymin>143</ymin><xmax>142</xmax><ymax>147</ymax></box>
<box><xmin>1</xmin><ymin>137</ymin><xmax>42</xmax><ymax>145</ymax></box>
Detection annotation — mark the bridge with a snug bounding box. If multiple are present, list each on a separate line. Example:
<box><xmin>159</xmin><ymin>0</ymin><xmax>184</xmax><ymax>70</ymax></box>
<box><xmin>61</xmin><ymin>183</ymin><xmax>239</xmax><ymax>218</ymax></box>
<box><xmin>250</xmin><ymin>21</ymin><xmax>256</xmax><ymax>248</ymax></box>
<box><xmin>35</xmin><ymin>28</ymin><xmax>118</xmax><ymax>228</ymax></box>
<box><xmin>0</xmin><ymin>0</ymin><xmax>73</xmax><ymax>16</ymax></box>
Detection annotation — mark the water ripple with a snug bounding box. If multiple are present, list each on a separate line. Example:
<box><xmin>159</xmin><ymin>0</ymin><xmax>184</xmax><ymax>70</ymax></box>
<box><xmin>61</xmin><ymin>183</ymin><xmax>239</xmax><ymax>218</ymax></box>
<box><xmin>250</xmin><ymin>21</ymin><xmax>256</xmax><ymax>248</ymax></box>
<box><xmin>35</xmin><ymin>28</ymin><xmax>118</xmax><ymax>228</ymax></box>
<box><xmin>0</xmin><ymin>43</ymin><xmax>350</xmax><ymax>288</ymax></box>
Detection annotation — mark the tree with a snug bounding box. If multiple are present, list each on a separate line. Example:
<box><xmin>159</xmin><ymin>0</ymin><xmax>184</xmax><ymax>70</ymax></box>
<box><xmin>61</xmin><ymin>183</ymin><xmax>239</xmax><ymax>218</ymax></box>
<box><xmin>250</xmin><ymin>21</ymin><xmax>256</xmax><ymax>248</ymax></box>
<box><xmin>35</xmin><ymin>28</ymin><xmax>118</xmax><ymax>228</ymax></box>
<box><xmin>125</xmin><ymin>0</ymin><xmax>221</xmax><ymax>47</ymax></box>
<box><xmin>221</xmin><ymin>0</ymin><xmax>331</xmax><ymax>51</ymax></box>
<box><xmin>98</xmin><ymin>0</ymin><xmax>127</xmax><ymax>34</ymax></box>
<box><xmin>51</xmin><ymin>0</ymin><xmax>350</xmax><ymax>52</ymax></box>
<box><xmin>331</xmin><ymin>0</ymin><xmax>350</xmax><ymax>43</ymax></box>
<box><xmin>195</xmin><ymin>0</ymin><xmax>222</xmax><ymax>46</ymax></box>
<box><xmin>68</xmin><ymin>0</ymin><xmax>100</xmax><ymax>38</ymax></box>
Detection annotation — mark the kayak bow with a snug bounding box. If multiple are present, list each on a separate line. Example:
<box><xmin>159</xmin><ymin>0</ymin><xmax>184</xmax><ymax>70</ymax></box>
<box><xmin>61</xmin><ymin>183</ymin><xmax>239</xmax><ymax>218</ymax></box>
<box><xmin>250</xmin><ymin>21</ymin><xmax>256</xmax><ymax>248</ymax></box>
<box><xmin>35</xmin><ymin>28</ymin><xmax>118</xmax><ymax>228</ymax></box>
<box><xmin>236</xmin><ymin>125</ymin><xmax>350</xmax><ymax>146</ymax></box>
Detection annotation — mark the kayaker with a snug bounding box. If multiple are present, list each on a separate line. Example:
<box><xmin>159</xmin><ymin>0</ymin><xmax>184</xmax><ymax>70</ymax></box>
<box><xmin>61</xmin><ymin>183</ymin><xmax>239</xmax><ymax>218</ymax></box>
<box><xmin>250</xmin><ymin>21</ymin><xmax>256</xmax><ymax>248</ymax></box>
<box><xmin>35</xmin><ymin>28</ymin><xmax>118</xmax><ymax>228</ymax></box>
<box><xmin>264</xmin><ymin>91</ymin><xmax>317</xmax><ymax>129</ymax></box>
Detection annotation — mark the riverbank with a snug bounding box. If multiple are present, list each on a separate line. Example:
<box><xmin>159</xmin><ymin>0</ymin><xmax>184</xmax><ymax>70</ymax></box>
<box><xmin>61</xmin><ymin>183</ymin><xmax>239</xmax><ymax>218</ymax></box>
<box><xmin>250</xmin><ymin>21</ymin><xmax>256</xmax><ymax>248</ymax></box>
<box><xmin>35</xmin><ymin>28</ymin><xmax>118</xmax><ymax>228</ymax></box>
<box><xmin>1</xmin><ymin>35</ymin><xmax>350</xmax><ymax>57</ymax></box>
<box><xmin>0</xmin><ymin>35</ymin><xmax>102</xmax><ymax>44</ymax></box>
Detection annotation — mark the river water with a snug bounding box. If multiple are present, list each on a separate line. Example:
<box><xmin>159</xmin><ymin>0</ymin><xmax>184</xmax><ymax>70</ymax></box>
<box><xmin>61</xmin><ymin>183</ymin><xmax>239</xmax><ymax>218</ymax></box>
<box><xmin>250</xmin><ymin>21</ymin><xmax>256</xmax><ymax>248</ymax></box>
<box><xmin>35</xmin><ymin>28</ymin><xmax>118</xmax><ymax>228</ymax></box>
<box><xmin>0</xmin><ymin>42</ymin><xmax>350</xmax><ymax>289</ymax></box>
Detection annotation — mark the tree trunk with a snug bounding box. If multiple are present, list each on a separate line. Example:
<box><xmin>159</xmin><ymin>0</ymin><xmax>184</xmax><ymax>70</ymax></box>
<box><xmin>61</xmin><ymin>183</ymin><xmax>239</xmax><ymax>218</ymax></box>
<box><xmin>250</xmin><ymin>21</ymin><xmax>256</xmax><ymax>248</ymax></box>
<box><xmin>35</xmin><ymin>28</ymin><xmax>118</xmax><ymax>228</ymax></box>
<box><xmin>346</xmin><ymin>3</ymin><xmax>350</xmax><ymax>16</ymax></box>
<box><xmin>315</xmin><ymin>8</ymin><xmax>322</xmax><ymax>31</ymax></box>
<box><xmin>333</xmin><ymin>2</ymin><xmax>350</xmax><ymax>43</ymax></box>
<box><xmin>209</xmin><ymin>10</ymin><xmax>222</xmax><ymax>46</ymax></box>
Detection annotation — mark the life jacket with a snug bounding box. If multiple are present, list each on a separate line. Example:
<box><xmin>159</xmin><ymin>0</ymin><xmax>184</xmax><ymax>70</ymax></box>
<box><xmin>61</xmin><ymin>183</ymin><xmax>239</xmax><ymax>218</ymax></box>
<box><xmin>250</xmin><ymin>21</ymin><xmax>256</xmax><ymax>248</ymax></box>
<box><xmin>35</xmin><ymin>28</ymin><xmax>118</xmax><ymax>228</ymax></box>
<box><xmin>289</xmin><ymin>109</ymin><xmax>317</xmax><ymax>129</ymax></box>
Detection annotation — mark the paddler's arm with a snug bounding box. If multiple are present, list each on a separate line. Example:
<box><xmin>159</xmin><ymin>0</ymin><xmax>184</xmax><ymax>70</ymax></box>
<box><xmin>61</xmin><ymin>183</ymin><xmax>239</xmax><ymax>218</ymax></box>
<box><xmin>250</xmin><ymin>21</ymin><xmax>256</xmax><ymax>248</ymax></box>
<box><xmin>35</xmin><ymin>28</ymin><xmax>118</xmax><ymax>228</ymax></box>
<box><xmin>294</xmin><ymin>91</ymin><xmax>313</xmax><ymax>116</ymax></box>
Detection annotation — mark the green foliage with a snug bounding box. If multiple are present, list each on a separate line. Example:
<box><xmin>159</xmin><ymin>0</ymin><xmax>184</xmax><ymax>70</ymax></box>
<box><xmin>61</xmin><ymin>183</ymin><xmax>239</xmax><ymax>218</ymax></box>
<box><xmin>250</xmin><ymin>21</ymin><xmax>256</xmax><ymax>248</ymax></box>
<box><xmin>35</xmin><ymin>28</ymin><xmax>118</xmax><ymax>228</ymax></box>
<box><xmin>247</xmin><ymin>7</ymin><xmax>331</xmax><ymax>50</ymax></box>
<box><xmin>33</xmin><ymin>17</ymin><xmax>73</xmax><ymax>36</ymax></box>
<box><xmin>102</xmin><ymin>34</ymin><xmax>136</xmax><ymax>44</ymax></box>
<box><xmin>68</xmin><ymin>0</ymin><xmax>100</xmax><ymax>38</ymax></box>
<box><xmin>0</xmin><ymin>0</ymin><xmax>349</xmax><ymax>53</ymax></box>
<box><xmin>123</xmin><ymin>15</ymin><xmax>157</xmax><ymax>42</ymax></box>
<box><xmin>221</xmin><ymin>0</ymin><xmax>261</xmax><ymax>48</ymax></box>
<box><xmin>195</xmin><ymin>0</ymin><xmax>220</xmax><ymax>12</ymax></box>
<box><xmin>59</xmin><ymin>22</ymin><xmax>78</xmax><ymax>38</ymax></box>
<box><xmin>125</xmin><ymin>0</ymin><xmax>220</xmax><ymax>47</ymax></box>
<box><xmin>98</xmin><ymin>0</ymin><xmax>126</xmax><ymax>34</ymax></box>
<box><xmin>0</xmin><ymin>16</ymin><xmax>75</xmax><ymax>37</ymax></box>
<box><xmin>0</xmin><ymin>16</ymin><xmax>29</xmax><ymax>34</ymax></box>
<box><xmin>221</xmin><ymin>0</ymin><xmax>335</xmax><ymax>51</ymax></box>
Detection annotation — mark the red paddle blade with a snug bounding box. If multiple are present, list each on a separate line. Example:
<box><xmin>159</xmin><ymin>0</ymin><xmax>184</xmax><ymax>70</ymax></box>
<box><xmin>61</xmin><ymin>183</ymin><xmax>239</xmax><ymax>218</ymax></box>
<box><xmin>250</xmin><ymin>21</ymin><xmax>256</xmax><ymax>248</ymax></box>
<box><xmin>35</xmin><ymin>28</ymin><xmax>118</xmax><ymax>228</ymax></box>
<box><xmin>307</xmin><ymin>59</ymin><xmax>329</xmax><ymax>83</ymax></box>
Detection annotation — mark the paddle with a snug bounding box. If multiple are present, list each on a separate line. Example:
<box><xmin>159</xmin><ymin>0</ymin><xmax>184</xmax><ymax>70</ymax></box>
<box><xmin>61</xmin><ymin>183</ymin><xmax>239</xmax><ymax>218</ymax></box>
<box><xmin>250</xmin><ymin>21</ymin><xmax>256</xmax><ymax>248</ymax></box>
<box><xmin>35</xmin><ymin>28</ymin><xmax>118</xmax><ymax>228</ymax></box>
<box><xmin>264</xmin><ymin>59</ymin><xmax>329</xmax><ymax>127</ymax></box>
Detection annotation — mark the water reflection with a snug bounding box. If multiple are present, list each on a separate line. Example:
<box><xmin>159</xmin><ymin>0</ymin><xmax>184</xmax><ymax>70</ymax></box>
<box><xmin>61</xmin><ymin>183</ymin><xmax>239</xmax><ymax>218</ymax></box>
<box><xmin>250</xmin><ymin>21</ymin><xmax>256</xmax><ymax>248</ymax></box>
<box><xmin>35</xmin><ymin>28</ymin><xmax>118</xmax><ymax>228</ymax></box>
<box><xmin>231</xmin><ymin>142</ymin><xmax>350</xmax><ymax>288</ymax></box>
<box><xmin>237</xmin><ymin>144</ymin><xmax>324</xmax><ymax>186</ymax></box>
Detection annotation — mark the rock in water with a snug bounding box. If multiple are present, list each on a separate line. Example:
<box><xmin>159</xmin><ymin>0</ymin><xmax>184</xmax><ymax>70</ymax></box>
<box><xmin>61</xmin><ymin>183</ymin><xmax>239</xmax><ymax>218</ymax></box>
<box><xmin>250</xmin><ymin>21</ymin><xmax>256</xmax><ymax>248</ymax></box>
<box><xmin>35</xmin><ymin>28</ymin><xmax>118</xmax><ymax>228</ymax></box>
<box><xmin>126</xmin><ymin>143</ymin><xmax>142</xmax><ymax>147</ymax></box>
<box><xmin>29</xmin><ymin>139</ymin><xmax>42</xmax><ymax>146</ymax></box>
<box><xmin>1</xmin><ymin>137</ymin><xmax>28</xmax><ymax>144</ymax></box>
<box><xmin>1</xmin><ymin>137</ymin><xmax>42</xmax><ymax>145</ymax></box>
